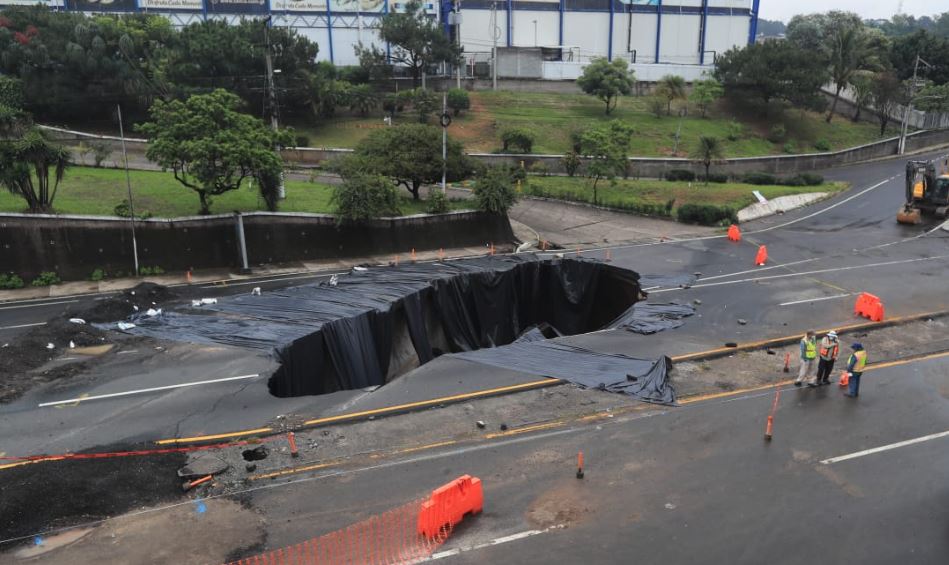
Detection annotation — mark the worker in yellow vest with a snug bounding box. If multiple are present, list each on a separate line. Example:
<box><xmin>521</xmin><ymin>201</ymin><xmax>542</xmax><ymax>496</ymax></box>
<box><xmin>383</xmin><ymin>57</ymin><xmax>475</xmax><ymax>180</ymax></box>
<box><xmin>843</xmin><ymin>343</ymin><xmax>867</xmax><ymax>397</ymax></box>
<box><xmin>795</xmin><ymin>330</ymin><xmax>817</xmax><ymax>387</ymax></box>
<box><xmin>813</xmin><ymin>330</ymin><xmax>839</xmax><ymax>386</ymax></box>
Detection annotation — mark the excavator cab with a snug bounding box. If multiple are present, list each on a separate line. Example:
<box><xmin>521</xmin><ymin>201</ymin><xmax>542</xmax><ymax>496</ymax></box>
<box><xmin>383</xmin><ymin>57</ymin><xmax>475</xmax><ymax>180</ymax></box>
<box><xmin>897</xmin><ymin>157</ymin><xmax>949</xmax><ymax>225</ymax></box>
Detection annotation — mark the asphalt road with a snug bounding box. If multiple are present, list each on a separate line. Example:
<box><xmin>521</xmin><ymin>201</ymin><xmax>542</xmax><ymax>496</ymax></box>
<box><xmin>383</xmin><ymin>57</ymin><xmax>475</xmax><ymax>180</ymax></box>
<box><xmin>2</xmin><ymin>149</ymin><xmax>949</xmax><ymax>457</ymax></box>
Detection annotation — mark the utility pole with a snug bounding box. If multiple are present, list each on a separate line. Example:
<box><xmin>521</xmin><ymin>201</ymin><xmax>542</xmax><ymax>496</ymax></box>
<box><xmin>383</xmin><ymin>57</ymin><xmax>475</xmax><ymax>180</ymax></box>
<box><xmin>441</xmin><ymin>92</ymin><xmax>448</xmax><ymax>194</ymax></box>
<box><xmin>899</xmin><ymin>54</ymin><xmax>932</xmax><ymax>155</ymax></box>
<box><xmin>455</xmin><ymin>0</ymin><xmax>462</xmax><ymax>89</ymax></box>
<box><xmin>117</xmin><ymin>104</ymin><xmax>139</xmax><ymax>277</ymax></box>
<box><xmin>491</xmin><ymin>2</ymin><xmax>498</xmax><ymax>91</ymax></box>
<box><xmin>263</xmin><ymin>16</ymin><xmax>286</xmax><ymax>199</ymax></box>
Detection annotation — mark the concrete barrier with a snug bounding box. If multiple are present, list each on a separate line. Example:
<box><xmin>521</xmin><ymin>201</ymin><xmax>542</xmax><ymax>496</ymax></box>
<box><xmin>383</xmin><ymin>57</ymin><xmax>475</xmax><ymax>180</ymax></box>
<box><xmin>0</xmin><ymin>211</ymin><xmax>514</xmax><ymax>281</ymax></box>
<box><xmin>737</xmin><ymin>193</ymin><xmax>828</xmax><ymax>223</ymax></box>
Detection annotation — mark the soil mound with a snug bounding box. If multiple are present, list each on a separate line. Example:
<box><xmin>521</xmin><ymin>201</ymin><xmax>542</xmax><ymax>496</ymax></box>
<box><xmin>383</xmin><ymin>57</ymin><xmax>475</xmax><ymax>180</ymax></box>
<box><xmin>72</xmin><ymin>283</ymin><xmax>179</xmax><ymax>323</ymax></box>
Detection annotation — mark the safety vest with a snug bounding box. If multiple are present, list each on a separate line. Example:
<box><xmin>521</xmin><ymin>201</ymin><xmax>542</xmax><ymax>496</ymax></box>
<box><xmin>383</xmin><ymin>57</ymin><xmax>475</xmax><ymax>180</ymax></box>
<box><xmin>820</xmin><ymin>341</ymin><xmax>839</xmax><ymax>359</ymax></box>
<box><xmin>849</xmin><ymin>350</ymin><xmax>867</xmax><ymax>372</ymax></box>
<box><xmin>804</xmin><ymin>338</ymin><xmax>817</xmax><ymax>359</ymax></box>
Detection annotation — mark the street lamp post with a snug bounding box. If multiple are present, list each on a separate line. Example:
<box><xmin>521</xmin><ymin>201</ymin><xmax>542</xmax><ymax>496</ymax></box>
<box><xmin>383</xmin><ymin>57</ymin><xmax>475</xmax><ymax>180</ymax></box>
<box><xmin>533</xmin><ymin>20</ymin><xmax>537</xmax><ymax>47</ymax></box>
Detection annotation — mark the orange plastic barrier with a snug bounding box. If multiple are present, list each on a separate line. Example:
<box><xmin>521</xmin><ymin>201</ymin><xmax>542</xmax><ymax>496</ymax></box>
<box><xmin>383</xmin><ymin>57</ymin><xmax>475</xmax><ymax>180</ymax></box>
<box><xmin>727</xmin><ymin>224</ymin><xmax>741</xmax><ymax>242</ymax></box>
<box><xmin>754</xmin><ymin>245</ymin><xmax>768</xmax><ymax>266</ymax></box>
<box><xmin>853</xmin><ymin>292</ymin><xmax>884</xmax><ymax>322</ymax></box>
<box><xmin>417</xmin><ymin>475</ymin><xmax>483</xmax><ymax>538</ymax></box>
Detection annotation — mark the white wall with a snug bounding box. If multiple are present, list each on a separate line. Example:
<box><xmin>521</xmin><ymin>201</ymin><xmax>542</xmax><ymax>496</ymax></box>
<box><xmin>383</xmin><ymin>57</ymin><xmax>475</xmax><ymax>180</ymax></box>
<box><xmin>659</xmin><ymin>13</ymin><xmax>700</xmax><ymax>64</ymax></box>
<box><xmin>460</xmin><ymin>9</ymin><xmax>500</xmax><ymax>54</ymax></box>
<box><xmin>510</xmin><ymin>11</ymin><xmax>559</xmax><ymax>48</ymax></box>
<box><xmin>626</xmin><ymin>12</ymin><xmax>658</xmax><ymax>63</ymax></box>
<box><xmin>704</xmin><ymin>12</ymin><xmax>748</xmax><ymax>60</ymax></box>
<box><xmin>562</xmin><ymin>12</ymin><xmax>610</xmax><ymax>60</ymax></box>
<box><xmin>544</xmin><ymin>61</ymin><xmax>711</xmax><ymax>81</ymax></box>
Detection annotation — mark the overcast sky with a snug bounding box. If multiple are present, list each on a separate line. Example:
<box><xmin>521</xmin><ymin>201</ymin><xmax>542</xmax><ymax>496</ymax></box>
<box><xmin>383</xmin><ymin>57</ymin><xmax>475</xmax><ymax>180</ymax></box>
<box><xmin>758</xmin><ymin>0</ymin><xmax>943</xmax><ymax>23</ymax></box>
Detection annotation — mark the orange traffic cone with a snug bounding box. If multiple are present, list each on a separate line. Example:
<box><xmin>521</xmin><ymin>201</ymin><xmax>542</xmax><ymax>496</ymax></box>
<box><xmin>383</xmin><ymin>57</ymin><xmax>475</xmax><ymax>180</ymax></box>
<box><xmin>838</xmin><ymin>371</ymin><xmax>850</xmax><ymax>387</ymax></box>
<box><xmin>755</xmin><ymin>245</ymin><xmax>768</xmax><ymax>266</ymax></box>
<box><xmin>727</xmin><ymin>224</ymin><xmax>741</xmax><ymax>242</ymax></box>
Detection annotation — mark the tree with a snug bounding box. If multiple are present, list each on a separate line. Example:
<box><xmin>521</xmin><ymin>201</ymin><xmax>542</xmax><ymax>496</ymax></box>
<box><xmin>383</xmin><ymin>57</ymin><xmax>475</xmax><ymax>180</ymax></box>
<box><xmin>347</xmin><ymin>84</ymin><xmax>375</xmax><ymax>116</ymax></box>
<box><xmin>849</xmin><ymin>70</ymin><xmax>874</xmax><ymax>122</ymax></box>
<box><xmin>916</xmin><ymin>83</ymin><xmax>949</xmax><ymax>113</ymax></box>
<box><xmin>580</xmin><ymin>120</ymin><xmax>633</xmax><ymax>205</ymax></box>
<box><xmin>868</xmin><ymin>71</ymin><xmax>904</xmax><ymax>136</ymax></box>
<box><xmin>0</xmin><ymin>128</ymin><xmax>70</xmax><ymax>213</ymax></box>
<box><xmin>137</xmin><ymin>89</ymin><xmax>290</xmax><ymax>215</ymax></box>
<box><xmin>332</xmin><ymin>173</ymin><xmax>401</xmax><ymax>223</ymax></box>
<box><xmin>353</xmin><ymin>41</ymin><xmax>392</xmax><ymax>82</ymax></box>
<box><xmin>691</xmin><ymin>136</ymin><xmax>724</xmax><ymax>184</ymax></box>
<box><xmin>789</xmin><ymin>12</ymin><xmax>887</xmax><ymax>122</ymax></box>
<box><xmin>378</xmin><ymin>0</ymin><xmax>462</xmax><ymax>86</ymax></box>
<box><xmin>656</xmin><ymin>74</ymin><xmax>686</xmax><ymax>115</ymax></box>
<box><xmin>353</xmin><ymin>124</ymin><xmax>470</xmax><ymax>200</ymax></box>
<box><xmin>689</xmin><ymin>77</ymin><xmax>724</xmax><ymax>118</ymax></box>
<box><xmin>714</xmin><ymin>41</ymin><xmax>830</xmax><ymax>115</ymax></box>
<box><xmin>888</xmin><ymin>31</ymin><xmax>949</xmax><ymax>86</ymax></box>
<box><xmin>473</xmin><ymin>166</ymin><xmax>518</xmax><ymax>215</ymax></box>
<box><xmin>576</xmin><ymin>57</ymin><xmax>635</xmax><ymax>114</ymax></box>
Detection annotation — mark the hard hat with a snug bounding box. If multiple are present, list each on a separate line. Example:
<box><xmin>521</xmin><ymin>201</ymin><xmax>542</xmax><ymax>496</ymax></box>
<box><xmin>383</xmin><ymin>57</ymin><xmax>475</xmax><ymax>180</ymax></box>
<box><xmin>827</xmin><ymin>331</ymin><xmax>837</xmax><ymax>339</ymax></box>
<box><xmin>851</xmin><ymin>342</ymin><xmax>863</xmax><ymax>350</ymax></box>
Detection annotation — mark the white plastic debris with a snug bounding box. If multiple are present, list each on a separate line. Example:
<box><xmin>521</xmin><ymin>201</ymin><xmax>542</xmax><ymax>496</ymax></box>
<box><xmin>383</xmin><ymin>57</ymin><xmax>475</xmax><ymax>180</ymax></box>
<box><xmin>46</xmin><ymin>343</ymin><xmax>55</xmax><ymax>350</ymax></box>
<box><xmin>130</xmin><ymin>291</ymin><xmax>136</xmax><ymax>296</ymax></box>
<box><xmin>68</xmin><ymin>318</ymin><xmax>86</xmax><ymax>325</ymax></box>
<box><xmin>145</xmin><ymin>308</ymin><xmax>161</xmax><ymax>317</ymax></box>
<box><xmin>329</xmin><ymin>274</ymin><xmax>339</xmax><ymax>287</ymax></box>
<box><xmin>200</xmin><ymin>298</ymin><xmax>218</xmax><ymax>305</ymax></box>
<box><xmin>353</xmin><ymin>266</ymin><xmax>368</xmax><ymax>272</ymax></box>
<box><xmin>251</xmin><ymin>287</ymin><xmax>261</xmax><ymax>296</ymax></box>
<box><xmin>132</xmin><ymin>305</ymin><xmax>139</xmax><ymax>311</ymax></box>
<box><xmin>117</xmin><ymin>322</ymin><xmax>136</xmax><ymax>330</ymax></box>
<box><xmin>69</xmin><ymin>341</ymin><xmax>75</xmax><ymax>349</ymax></box>
<box><xmin>191</xmin><ymin>299</ymin><xmax>201</xmax><ymax>307</ymax></box>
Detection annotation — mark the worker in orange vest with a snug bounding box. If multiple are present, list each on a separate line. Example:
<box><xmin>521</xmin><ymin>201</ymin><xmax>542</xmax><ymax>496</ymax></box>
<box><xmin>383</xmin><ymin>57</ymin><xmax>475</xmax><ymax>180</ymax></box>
<box><xmin>812</xmin><ymin>330</ymin><xmax>839</xmax><ymax>386</ymax></box>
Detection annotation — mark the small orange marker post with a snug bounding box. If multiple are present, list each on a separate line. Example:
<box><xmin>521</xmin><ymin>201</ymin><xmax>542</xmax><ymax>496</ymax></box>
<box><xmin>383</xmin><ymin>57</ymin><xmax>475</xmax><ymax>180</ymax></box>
<box><xmin>764</xmin><ymin>387</ymin><xmax>780</xmax><ymax>442</ymax></box>
<box><xmin>394</xmin><ymin>254</ymin><xmax>400</xmax><ymax>266</ymax></box>
<box><xmin>186</xmin><ymin>269</ymin><xmax>193</xmax><ymax>284</ymax></box>
<box><xmin>490</xmin><ymin>243</ymin><xmax>496</xmax><ymax>256</ymax></box>
<box><xmin>605</xmin><ymin>249</ymin><xmax>612</xmax><ymax>262</ymax></box>
<box><xmin>577</xmin><ymin>246</ymin><xmax>582</xmax><ymax>257</ymax></box>
<box><xmin>288</xmin><ymin>432</ymin><xmax>299</xmax><ymax>458</ymax></box>
<box><xmin>541</xmin><ymin>240</ymin><xmax>548</xmax><ymax>251</ymax></box>
<box><xmin>181</xmin><ymin>474</ymin><xmax>213</xmax><ymax>492</ymax></box>
<box><xmin>764</xmin><ymin>415</ymin><xmax>774</xmax><ymax>441</ymax></box>
<box><xmin>438</xmin><ymin>248</ymin><xmax>445</xmax><ymax>261</ymax></box>
<box><xmin>783</xmin><ymin>352</ymin><xmax>790</xmax><ymax>373</ymax></box>
<box><xmin>576</xmin><ymin>451</ymin><xmax>584</xmax><ymax>479</ymax></box>
<box><xmin>411</xmin><ymin>248</ymin><xmax>417</xmax><ymax>262</ymax></box>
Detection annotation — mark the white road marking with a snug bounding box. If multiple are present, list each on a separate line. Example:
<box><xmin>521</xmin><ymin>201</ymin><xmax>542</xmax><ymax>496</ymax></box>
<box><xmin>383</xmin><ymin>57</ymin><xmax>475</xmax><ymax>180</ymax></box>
<box><xmin>746</xmin><ymin>178</ymin><xmax>892</xmax><ymax>234</ymax></box>
<box><xmin>428</xmin><ymin>525</ymin><xmax>565</xmax><ymax>561</ymax></box>
<box><xmin>820</xmin><ymin>430</ymin><xmax>949</xmax><ymax>465</ymax></box>
<box><xmin>37</xmin><ymin>373</ymin><xmax>261</xmax><ymax>407</ymax></box>
<box><xmin>779</xmin><ymin>293</ymin><xmax>851</xmax><ymax>307</ymax></box>
<box><xmin>0</xmin><ymin>300</ymin><xmax>78</xmax><ymax>311</ymax></box>
<box><xmin>0</xmin><ymin>322</ymin><xmax>47</xmax><ymax>331</ymax></box>
<box><xmin>650</xmin><ymin>254</ymin><xmax>949</xmax><ymax>293</ymax></box>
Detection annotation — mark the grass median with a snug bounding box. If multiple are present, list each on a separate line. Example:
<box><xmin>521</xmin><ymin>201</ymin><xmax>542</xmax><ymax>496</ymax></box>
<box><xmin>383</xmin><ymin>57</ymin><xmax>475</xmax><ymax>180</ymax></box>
<box><xmin>0</xmin><ymin>167</ymin><xmax>470</xmax><ymax>218</ymax></box>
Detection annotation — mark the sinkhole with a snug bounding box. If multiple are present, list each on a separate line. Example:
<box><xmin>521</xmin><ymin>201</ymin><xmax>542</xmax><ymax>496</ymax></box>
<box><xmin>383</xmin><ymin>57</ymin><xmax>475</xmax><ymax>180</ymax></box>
<box><xmin>267</xmin><ymin>257</ymin><xmax>644</xmax><ymax>398</ymax></box>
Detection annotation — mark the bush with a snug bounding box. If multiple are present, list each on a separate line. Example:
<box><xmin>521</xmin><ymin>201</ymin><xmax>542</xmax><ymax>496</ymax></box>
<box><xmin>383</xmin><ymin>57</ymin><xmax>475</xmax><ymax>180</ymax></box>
<box><xmin>294</xmin><ymin>134</ymin><xmax>311</xmax><ymax>147</ymax></box>
<box><xmin>89</xmin><ymin>140</ymin><xmax>112</xmax><ymax>168</ymax></box>
<box><xmin>568</xmin><ymin>127</ymin><xmax>584</xmax><ymax>153</ymax></box>
<box><xmin>0</xmin><ymin>273</ymin><xmax>24</xmax><ymax>289</ymax></box>
<box><xmin>412</xmin><ymin>88</ymin><xmax>438</xmax><ymax>123</ymax></box>
<box><xmin>500</xmin><ymin>127</ymin><xmax>535</xmax><ymax>153</ymax></box>
<box><xmin>89</xmin><ymin>268</ymin><xmax>106</xmax><ymax>282</ymax></box>
<box><xmin>700</xmin><ymin>173</ymin><xmax>729</xmax><ymax>184</ymax></box>
<box><xmin>796</xmin><ymin>172</ymin><xmax>824</xmax><ymax>186</ymax></box>
<box><xmin>647</xmin><ymin>96</ymin><xmax>666</xmax><ymax>118</ymax></box>
<box><xmin>767</xmin><ymin>124</ymin><xmax>787</xmax><ymax>143</ymax></box>
<box><xmin>30</xmin><ymin>271</ymin><xmax>61</xmax><ymax>287</ymax></box>
<box><xmin>114</xmin><ymin>199</ymin><xmax>152</xmax><ymax>220</ymax></box>
<box><xmin>473</xmin><ymin>166</ymin><xmax>519</xmax><ymax>214</ymax></box>
<box><xmin>529</xmin><ymin>161</ymin><xmax>549</xmax><ymax>176</ymax></box>
<box><xmin>426</xmin><ymin>187</ymin><xmax>450</xmax><ymax>214</ymax></box>
<box><xmin>332</xmin><ymin>173</ymin><xmax>401</xmax><ymax>222</ymax></box>
<box><xmin>446</xmin><ymin>88</ymin><xmax>470</xmax><ymax>116</ymax></box>
<box><xmin>726</xmin><ymin>120</ymin><xmax>743</xmax><ymax>142</ymax></box>
<box><xmin>665</xmin><ymin>169</ymin><xmax>696</xmax><ymax>182</ymax></box>
<box><xmin>782</xmin><ymin>142</ymin><xmax>796</xmax><ymax>154</ymax></box>
<box><xmin>561</xmin><ymin>151</ymin><xmax>582</xmax><ymax>177</ymax></box>
<box><xmin>139</xmin><ymin>266</ymin><xmax>165</xmax><ymax>276</ymax></box>
<box><xmin>742</xmin><ymin>172</ymin><xmax>777</xmax><ymax>185</ymax></box>
<box><xmin>676</xmin><ymin>203</ymin><xmax>736</xmax><ymax>226</ymax></box>
<box><xmin>813</xmin><ymin>138</ymin><xmax>831</xmax><ymax>152</ymax></box>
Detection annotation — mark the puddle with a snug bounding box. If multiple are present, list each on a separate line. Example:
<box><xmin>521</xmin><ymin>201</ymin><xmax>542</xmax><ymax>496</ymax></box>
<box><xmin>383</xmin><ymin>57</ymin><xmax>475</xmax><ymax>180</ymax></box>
<box><xmin>15</xmin><ymin>528</ymin><xmax>93</xmax><ymax>558</ymax></box>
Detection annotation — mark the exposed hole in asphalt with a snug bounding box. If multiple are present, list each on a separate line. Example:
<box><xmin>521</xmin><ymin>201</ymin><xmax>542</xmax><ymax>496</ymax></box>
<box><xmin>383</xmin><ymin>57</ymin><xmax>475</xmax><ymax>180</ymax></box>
<box><xmin>241</xmin><ymin>447</ymin><xmax>268</xmax><ymax>462</ymax></box>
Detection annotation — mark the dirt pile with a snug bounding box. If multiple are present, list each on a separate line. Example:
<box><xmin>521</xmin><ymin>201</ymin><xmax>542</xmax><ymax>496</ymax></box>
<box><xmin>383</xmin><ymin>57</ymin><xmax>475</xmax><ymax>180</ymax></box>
<box><xmin>71</xmin><ymin>282</ymin><xmax>179</xmax><ymax>323</ymax></box>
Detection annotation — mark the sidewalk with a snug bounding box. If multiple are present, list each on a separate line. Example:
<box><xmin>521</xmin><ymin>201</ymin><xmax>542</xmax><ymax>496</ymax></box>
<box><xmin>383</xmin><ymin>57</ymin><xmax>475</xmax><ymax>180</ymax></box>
<box><xmin>0</xmin><ymin>244</ymin><xmax>504</xmax><ymax>303</ymax></box>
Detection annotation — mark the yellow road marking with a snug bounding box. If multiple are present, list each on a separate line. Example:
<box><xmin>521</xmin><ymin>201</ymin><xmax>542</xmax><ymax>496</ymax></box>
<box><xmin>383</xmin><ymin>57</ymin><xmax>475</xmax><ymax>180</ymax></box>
<box><xmin>483</xmin><ymin>420</ymin><xmax>565</xmax><ymax>439</ymax></box>
<box><xmin>0</xmin><ymin>456</ymin><xmax>67</xmax><ymax>471</ymax></box>
<box><xmin>864</xmin><ymin>349</ymin><xmax>949</xmax><ymax>371</ymax></box>
<box><xmin>680</xmin><ymin>380</ymin><xmax>794</xmax><ymax>404</ymax></box>
<box><xmin>249</xmin><ymin>460</ymin><xmax>338</xmax><ymax>480</ymax></box>
<box><xmin>155</xmin><ymin>427</ymin><xmax>274</xmax><ymax>445</ymax></box>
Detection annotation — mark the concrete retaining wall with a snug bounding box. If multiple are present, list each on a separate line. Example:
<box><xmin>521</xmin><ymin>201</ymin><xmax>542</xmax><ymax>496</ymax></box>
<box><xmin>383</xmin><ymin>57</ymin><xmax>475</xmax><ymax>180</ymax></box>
<box><xmin>0</xmin><ymin>211</ymin><xmax>514</xmax><ymax>281</ymax></box>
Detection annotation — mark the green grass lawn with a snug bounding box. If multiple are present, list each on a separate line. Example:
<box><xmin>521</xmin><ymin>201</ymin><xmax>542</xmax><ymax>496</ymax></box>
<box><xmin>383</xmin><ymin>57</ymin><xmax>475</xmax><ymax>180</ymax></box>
<box><xmin>0</xmin><ymin>167</ymin><xmax>470</xmax><ymax>217</ymax></box>
<box><xmin>289</xmin><ymin>91</ymin><xmax>897</xmax><ymax>158</ymax></box>
<box><xmin>525</xmin><ymin>175</ymin><xmax>849</xmax><ymax>213</ymax></box>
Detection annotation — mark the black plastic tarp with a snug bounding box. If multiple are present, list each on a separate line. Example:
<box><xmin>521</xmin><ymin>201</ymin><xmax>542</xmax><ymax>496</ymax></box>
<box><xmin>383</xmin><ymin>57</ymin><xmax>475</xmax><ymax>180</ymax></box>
<box><xmin>608</xmin><ymin>302</ymin><xmax>696</xmax><ymax>335</ymax></box>
<box><xmin>115</xmin><ymin>255</ymin><xmax>644</xmax><ymax>397</ymax></box>
<box><xmin>453</xmin><ymin>343</ymin><xmax>676</xmax><ymax>405</ymax></box>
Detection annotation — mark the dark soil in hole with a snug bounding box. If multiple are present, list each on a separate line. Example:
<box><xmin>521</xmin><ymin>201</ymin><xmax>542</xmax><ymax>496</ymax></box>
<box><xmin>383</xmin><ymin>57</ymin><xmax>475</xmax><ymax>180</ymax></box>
<box><xmin>0</xmin><ymin>443</ymin><xmax>186</xmax><ymax>544</ymax></box>
<box><xmin>242</xmin><ymin>447</ymin><xmax>268</xmax><ymax>462</ymax></box>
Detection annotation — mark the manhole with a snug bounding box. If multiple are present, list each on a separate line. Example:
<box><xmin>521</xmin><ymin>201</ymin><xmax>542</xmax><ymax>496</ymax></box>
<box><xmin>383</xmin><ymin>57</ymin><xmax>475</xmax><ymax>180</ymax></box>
<box><xmin>242</xmin><ymin>446</ymin><xmax>268</xmax><ymax>461</ymax></box>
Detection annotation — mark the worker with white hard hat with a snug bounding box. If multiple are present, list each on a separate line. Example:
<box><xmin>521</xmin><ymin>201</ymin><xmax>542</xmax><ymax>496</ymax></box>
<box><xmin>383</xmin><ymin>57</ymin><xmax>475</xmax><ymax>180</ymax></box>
<box><xmin>812</xmin><ymin>330</ymin><xmax>840</xmax><ymax>387</ymax></box>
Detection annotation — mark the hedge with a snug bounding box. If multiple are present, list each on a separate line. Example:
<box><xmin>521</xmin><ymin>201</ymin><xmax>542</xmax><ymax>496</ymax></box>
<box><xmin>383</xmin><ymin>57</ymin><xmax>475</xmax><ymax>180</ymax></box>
<box><xmin>676</xmin><ymin>203</ymin><xmax>737</xmax><ymax>226</ymax></box>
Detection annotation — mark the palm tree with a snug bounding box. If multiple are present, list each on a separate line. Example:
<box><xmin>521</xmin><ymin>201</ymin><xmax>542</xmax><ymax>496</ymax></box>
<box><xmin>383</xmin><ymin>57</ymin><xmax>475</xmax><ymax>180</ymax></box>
<box><xmin>656</xmin><ymin>75</ymin><xmax>687</xmax><ymax>116</ymax></box>
<box><xmin>0</xmin><ymin>127</ymin><xmax>70</xmax><ymax>212</ymax></box>
<box><xmin>825</xmin><ymin>19</ymin><xmax>885</xmax><ymax>123</ymax></box>
<box><xmin>691</xmin><ymin>136</ymin><xmax>724</xmax><ymax>185</ymax></box>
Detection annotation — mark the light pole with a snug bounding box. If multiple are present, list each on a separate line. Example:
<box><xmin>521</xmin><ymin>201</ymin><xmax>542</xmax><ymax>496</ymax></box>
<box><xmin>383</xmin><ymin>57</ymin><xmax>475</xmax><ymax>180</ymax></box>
<box><xmin>899</xmin><ymin>54</ymin><xmax>932</xmax><ymax>155</ymax></box>
<box><xmin>532</xmin><ymin>20</ymin><xmax>537</xmax><ymax>47</ymax></box>
<box><xmin>116</xmin><ymin>104</ymin><xmax>139</xmax><ymax>277</ymax></box>
<box><xmin>263</xmin><ymin>16</ymin><xmax>286</xmax><ymax>199</ymax></box>
<box><xmin>491</xmin><ymin>2</ymin><xmax>499</xmax><ymax>91</ymax></box>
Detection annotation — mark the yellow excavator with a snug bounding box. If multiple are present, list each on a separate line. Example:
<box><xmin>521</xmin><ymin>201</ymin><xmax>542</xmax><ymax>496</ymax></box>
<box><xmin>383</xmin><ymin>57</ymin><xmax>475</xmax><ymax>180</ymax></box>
<box><xmin>897</xmin><ymin>157</ymin><xmax>949</xmax><ymax>224</ymax></box>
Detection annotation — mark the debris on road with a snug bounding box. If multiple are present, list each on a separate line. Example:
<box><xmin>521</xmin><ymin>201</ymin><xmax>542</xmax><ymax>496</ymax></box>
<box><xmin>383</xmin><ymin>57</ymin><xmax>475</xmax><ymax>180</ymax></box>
<box><xmin>68</xmin><ymin>318</ymin><xmax>86</xmax><ymax>325</ymax></box>
<box><xmin>251</xmin><ymin>286</ymin><xmax>261</xmax><ymax>295</ymax></box>
<box><xmin>177</xmin><ymin>454</ymin><xmax>230</xmax><ymax>479</ymax></box>
<box><xmin>117</xmin><ymin>322</ymin><xmax>136</xmax><ymax>330</ymax></box>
